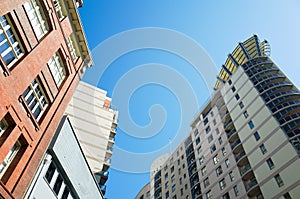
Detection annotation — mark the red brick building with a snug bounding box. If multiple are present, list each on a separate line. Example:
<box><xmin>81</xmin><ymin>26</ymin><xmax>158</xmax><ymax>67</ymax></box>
<box><xmin>0</xmin><ymin>0</ymin><xmax>92</xmax><ymax>198</ymax></box>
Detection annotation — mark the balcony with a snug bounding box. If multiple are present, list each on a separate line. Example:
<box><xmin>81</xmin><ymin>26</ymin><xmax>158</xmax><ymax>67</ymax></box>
<box><xmin>226</xmin><ymin>129</ymin><xmax>237</xmax><ymax>142</ymax></box>
<box><xmin>245</xmin><ymin>178</ymin><xmax>260</xmax><ymax>196</ymax></box>
<box><xmin>240</xmin><ymin>163</ymin><xmax>251</xmax><ymax>176</ymax></box>
<box><xmin>235</xmin><ymin>151</ymin><xmax>247</xmax><ymax>166</ymax></box>
<box><xmin>100</xmin><ymin>185</ymin><xmax>106</xmax><ymax>195</ymax></box>
<box><xmin>107</xmin><ymin>146</ymin><xmax>113</xmax><ymax>153</ymax></box>
<box><xmin>224</xmin><ymin>119</ymin><xmax>233</xmax><ymax>131</ymax></box>
<box><xmin>231</xmin><ymin>138</ymin><xmax>242</xmax><ymax>152</ymax></box>
<box><xmin>111</xmin><ymin>127</ymin><xmax>117</xmax><ymax>134</ymax></box>
<box><xmin>108</xmin><ymin>136</ymin><xmax>115</xmax><ymax>142</ymax></box>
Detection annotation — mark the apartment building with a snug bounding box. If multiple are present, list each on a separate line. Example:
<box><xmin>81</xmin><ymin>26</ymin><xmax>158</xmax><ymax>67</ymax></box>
<box><xmin>65</xmin><ymin>81</ymin><xmax>118</xmax><ymax>195</ymax></box>
<box><xmin>0</xmin><ymin>0</ymin><xmax>92</xmax><ymax>198</ymax></box>
<box><xmin>137</xmin><ymin>35</ymin><xmax>300</xmax><ymax>199</ymax></box>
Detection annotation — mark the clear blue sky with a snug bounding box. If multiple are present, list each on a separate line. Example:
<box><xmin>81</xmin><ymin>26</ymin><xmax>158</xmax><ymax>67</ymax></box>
<box><xmin>78</xmin><ymin>1</ymin><xmax>300</xmax><ymax>198</ymax></box>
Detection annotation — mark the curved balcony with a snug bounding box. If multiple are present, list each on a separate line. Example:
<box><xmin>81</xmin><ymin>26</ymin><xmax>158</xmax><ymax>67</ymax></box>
<box><xmin>224</xmin><ymin>119</ymin><xmax>234</xmax><ymax>132</ymax></box>
<box><xmin>245</xmin><ymin>178</ymin><xmax>260</xmax><ymax>197</ymax></box>
<box><xmin>240</xmin><ymin>163</ymin><xmax>254</xmax><ymax>181</ymax></box>
<box><xmin>188</xmin><ymin>161</ymin><xmax>197</xmax><ymax>176</ymax></box>
<box><xmin>191</xmin><ymin>183</ymin><xmax>201</xmax><ymax>199</ymax></box>
<box><xmin>231</xmin><ymin>138</ymin><xmax>242</xmax><ymax>153</ymax></box>
<box><xmin>235</xmin><ymin>151</ymin><xmax>247</xmax><ymax>166</ymax></box>
<box><xmin>227</xmin><ymin>129</ymin><xmax>238</xmax><ymax>142</ymax></box>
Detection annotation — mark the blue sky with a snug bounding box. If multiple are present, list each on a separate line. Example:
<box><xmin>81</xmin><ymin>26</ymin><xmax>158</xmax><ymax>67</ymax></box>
<box><xmin>78</xmin><ymin>1</ymin><xmax>300</xmax><ymax>198</ymax></box>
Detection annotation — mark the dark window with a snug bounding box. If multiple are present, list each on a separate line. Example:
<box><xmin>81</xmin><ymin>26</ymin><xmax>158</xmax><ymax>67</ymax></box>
<box><xmin>254</xmin><ymin>131</ymin><xmax>260</xmax><ymax>141</ymax></box>
<box><xmin>243</xmin><ymin>111</ymin><xmax>249</xmax><ymax>118</ymax></box>
<box><xmin>283</xmin><ymin>192</ymin><xmax>292</xmax><ymax>199</ymax></box>
<box><xmin>231</xmin><ymin>86</ymin><xmax>236</xmax><ymax>92</ymax></box>
<box><xmin>222</xmin><ymin>192</ymin><xmax>230</xmax><ymax>199</ymax></box>
<box><xmin>208</xmin><ymin>135</ymin><xmax>213</xmax><ymax>143</ymax></box>
<box><xmin>248</xmin><ymin>120</ymin><xmax>255</xmax><ymax>129</ymax></box>
<box><xmin>196</xmin><ymin>137</ymin><xmax>200</xmax><ymax>145</ymax></box>
<box><xmin>218</xmin><ymin>137</ymin><xmax>223</xmax><ymax>145</ymax></box>
<box><xmin>204</xmin><ymin>118</ymin><xmax>209</xmax><ymax>125</ymax></box>
<box><xmin>171</xmin><ymin>166</ymin><xmax>174</xmax><ymax>173</ymax></box>
<box><xmin>210</xmin><ymin>144</ymin><xmax>216</xmax><ymax>153</ymax></box>
<box><xmin>235</xmin><ymin>94</ymin><xmax>240</xmax><ymax>100</ymax></box>
<box><xmin>228</xmin><ymin>79</ymin><xmax>232</xmax><ymax>85</ymax></box>
<box><xmin>267</xmin><ymin>158</ymin><xmax>275</xmax><ymax>170</ymax></box>
<box><xmin>206</xmin><ymin>126</ymin><xmax>211</xmax><ymax>133</ymax></box>
<box><xmin>216</xmin><ymin>166</ymin><xmax>223</xmax><ymax>176</ymax></box>
<box><xmin>239</xmin><ymin>101</ymin><xmax>244</xmax><ymax>109</ymax></box>
<box><xmin>61</xmin><ymin>186</ymin><xmax>70</xmax><ymax>199</ymax></box>
<box><xmin>260</xmin><ymin>144</ymin><xmax>267</xmax><ymax>154</ymax></box>
<box><xmin>53</xmin><ymin>174</ymin><xmax>63</xmax><ymax>195</ymax></box>
<box><xmin>275</xmin><ymin>174</ymin><xmax>284</xmax><ymax>187</ymax></box>
<box><xmin>45</xmin><ymin>162</ymin><xmax>56</xmax><ymax>183</ymax></box>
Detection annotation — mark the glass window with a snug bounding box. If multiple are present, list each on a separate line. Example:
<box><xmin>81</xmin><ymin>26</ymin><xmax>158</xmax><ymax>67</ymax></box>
<box><xmin>165</xmin><ymin>181</ymin><xmax>169</xmax><ymax>189</ymax></box>
<box><xmin>208</xmin><ymin>135</ymin><xmax>213</xmax><ymax>143</ymax></box>
<box><xmin>177</xmin><ymin>159</ymin><xmax>180</xmax><ymax>165</ymax></box>
<box><xmin>213</xmin><ymin>119</ymin><xmax>217</xmax><ymax>125</ymax></box>
<box><xmin>45</xmin><ymin>161</ymin><xmax>56</xmax><ymax>183</ymax></box>
<box><xmin>274</xmin><ymin>174</ymin><xmax>284</xmax><ymax>187</ymax></box>
<box><xmin>222</xmin><ymin>192</ymin><xmax>230</xmax><ymax>199</ymax></box>
<box><xmin>233</xmin><ymin>185</ymin><xmax>239</xmax><ymax>196</ymax></box>
<box><xmin>172</xmin><ymin>185</ymin><xmax>176</xmax><ymax>192</ymax></box>
<box><xmin>210</xmin><ymin>144</ymin><xmax>216</xmax><ymax>153</ymax></box>
<box><xmin>172</xmin><ymin>195</ymin><xmax>177</xmax><ymax>199</ymax></box>
<box><xmin>228</xmin><ymin>79</ymin><xmax>232</xmax><ymax>85</ymax></box>
<box><xmin>204</xmin><ymin>118</ymin><xmax>209</xmax><ymax>125</ymax></box>
<box><xmin>266</xmin><ymin>158</ymin><xmax>275</xmax><ymax>170</ymax></box>
<box><xmin>194</xmin><ymin>129</ymin><xmax>199</xmax><ymax>136</ymax></box>
<box><xmin>243</xmin><ymin>111</ymin><xmax>249</xmax><ymax>118</ymax></box>
<box><xmin>213</xmin><ymin>155</ymin><xmax>219</xmax><ymax>165</ymax></box>
<box><xmin>260</xmin><ymin>144</ymin><xmax>267</xmax><ymax>154</ymax></box>
<box><xmin>185</xmin><ymin>184</ymin><xmax>188</xmax><ymax>190</ymax></box>
<box><xmin>48</xmin><ymin>52</ymin><xmax>66</xmax><ymax>86</ymax></box>
<box><xmin>206</xmin><ymin>190</ymin><xmax>212</xmax><ymax>199</ymax></box>
<box><xmin>0</xmin><ymin>141</ymin><xmax>21</xmax><ymax>178</ymax></box>
<box><xmin>206</xmin><ymin>126</ymin><xmax>211</xmax><ymax>133</ymax></box>
<box><xmin>171</xmin><ymin>175</ymin><xmax>175</xmax><ymax>183</ymax></box>
<box><xmin>53</xmin><ymin>0</ymin><xmax>64</xmax><ymax>20</ymax></box>
<box><xmin>204</xmin><ymin>177</ymin><xmax>210</xmax><ymax>188</ymax></box>
<box><xmin>199</xmin><ymin>156</ymin><xmax>204</xmax><ymax>165</ymax></box>
<box><xmin>0</xmin><ymin>117</ymin><xmax>8</xmax><ymax>137</ymax></box>
<box><xmin>66</xmin><ymin>35</ymin><xmax>78</xmax><ymax>61</ymax></box>
<box><xmin>197</xmin><ymin>146</ymin><xmax>202</xmax><ymax>154</ymax></box>
<box><xmin>218</xmin><ymin>137</ymin><xmax>223</xmax><ymax>145</ymax></box>
<box><xmin>216</xmin><ymin>166</ymin><xmax>223</xmax><ymax>176</ymax></box>
<box><xmin>180</xmin><ymin>188</ymin><xmax>183</xmax><ymax>196</ymax></box>
<box><xmin>221</xmin><ymin>147</ymin><xmax>226</xmax><ymax>156</ymax></box>
<box><xmin>171</xmin><ymin>166</ymin><xmax>174</xmax><ymax>173</ymax></box>
<box><xmin>196</xmin><ymin>137</ymin><xmax>200</xmax><ymax>145</ymax></box>
<box><xmin>225</xmin><ymin>159</ymin><xmax>230</xmax><ymax>168</ymax></box>
<box><xmin>216</xmin><ymin>128</ymin><xmax>220</xmax><ymax>134</ymax></box>
<box><xmin>53</xmin><ymin>174</ymin><xmax>63</xmax><ymax>195</ymax></box>
<box><xmin>210</xmin><ymin>111</ymin><xmax>214</xmax><ymax>117</ymax></box>
<box><xmin>229</xmin><ymin>171</ymin><xmax>234</xmax><ymax>181</ymax></box>
<box><xmin>254</xmin><ymin>131</ymin><xmax>260</xmax><ymax>141</ymax></box>
<box><xmin>201</xmin><ymin>166</ymin><xmax>207</xmax><ymax>176</ymax></box>
<box><xmin>231</xmin><ymin>86</ymin><xmax>236</xmax><ymax>92</ymax></box>
<box><xmin>283</xmin><ymin>192</ymin><xmax>292</xmax><ymax>199</ymax></box>
<box><xmin>165</xmin><ymin>172</ymin><xmax>169</xmax><ymax>179</ymax></box>
<box><xmin>239</xmin><ymin>101</ymin><xmax>244</xmax><ymax>109</ymax></box>
<box><xmin>235</xmin><ymin>94</ymin><xmax>240</xmax><ymax>100</ymax></box>
<box><xmin>24</xmin><ymin>0</ymin><xmax>49</xmax><ymax>39</ymax></box>
<box><xmin>22</xmin><ymin>78</ymin><xmax>48</xmax><ymax>121</ymax></box>
<box><xmin>248</xmin><ymin>120</ymin><xmax>255</xmax><ymax>129</ymax></box>
<box><xmin>0</xmin><ymin>15</ymin><xmax>23</xmax><ymax>67</ymax></box>
<box><xmin>166</xmin><ymin>191</ymin><xmax>169</xmax><ymax>198</ymax></box>
<box><xmin>219</xmin><ymin>178</ymin><xmax>226</xmax><ymax>190</ymax></box>
<box><xmin>179</xmin><ymin>177</ymin><xmax>182</xmax><ymax>185</ymax></box>
<box><xmin>61</xmin><ymin>186</ymin><xmax>70</xmax><ymax>199</ymax></box>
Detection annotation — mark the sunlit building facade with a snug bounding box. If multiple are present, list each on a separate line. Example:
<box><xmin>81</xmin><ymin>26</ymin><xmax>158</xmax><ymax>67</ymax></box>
<box><xmin>137</xmin><ymin>35</ymin><xmax>300</xmax><ymax>199</ymax></box>
<box><xmin>0</xmin><ymin>0</ymin><xmax>92</xmax><ymax>198</ymax></box>
<box><xmin>65</xmin><ymin>81</ymin><xmax>118</xmax><ymax>195</ymax></box>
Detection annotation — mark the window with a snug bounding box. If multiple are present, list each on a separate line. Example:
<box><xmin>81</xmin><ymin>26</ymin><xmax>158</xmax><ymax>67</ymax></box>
<box><xmin>196</xmin><ymin>137</ymin><xmax>200</xmax><ymax>145</ymax></box>
<box><xmin>254</xmin><ymin>131</ymin><xmax>260</xmax><ymax>141</ymax></box>
<box><xmin>171</xmin><ymin>175</ymin><xmax>175</xmax><ymax>183</ymax></box>
<box><xmin>231</xmin><ymin>86</ymin><xmax>236</xmax><ymax>92</ymax></box>
<box><xmin>239</xmin><ymin>101</ymin><xmax>244</xmax><ymax>109</ymax></box>
<box><xmin>178</xmin><ymin>168</ymin><xmax>181</xmax><ymax>175</ymax></box>
<box><xmin>48</xmin><ymin>52</ymin><xmax>66</xmax><ymax>86</ymax></box>
<box><xmin>222</xmin><ymin>192</ymin><xmax>230</xmax><ymax>199</ymax></box>
<box><xmin>181</xmin><ymin>155</ymin><xmax>184</xmax><ymax>160</ymax></box>
<box><xmin>165</xmin><ymin>181</ymin><xmax>169</xmax><ymax>189</ymax></box>
<box><xmin>171</xmin><ymin>166</ymin><xmax>174</xmax><ymax>173</ymax></box>
<box><xmin>182</xmin><ymin>163</ymin><xmax>185</xmax><ymax>169</ymax></box>
<box><xmin>0</xmin><ymin>141</ymin><xmax>21</xmax><ymax>178</ymax></box>
<box><xmin>233</xmin><ymin>185</ymin><xmax>239</xmax><ymax>196</ymax></box>
<box><xmin>53</xmin><ymin>0</ymin><xmax>64</xmax><ymax>20</ymax></box>
<box><xmin>179</xmin><ymin>177</ymin><xmax>182</xmax><ymax>185</ymax></box>
<box><xmin>206</xmin><ymin>126</ymin><xmax>211</xmax><ymax>133</ymax></box>
<box><xmin>22</xmin><ymin>78</ymin><xmax>48</xmax><ymax>121</ymax></box>
<box><xmin>216</xmin><ymin>128</ymin><xmax>220</xmax><ymax>134</ymax></box>
<box><xmin>166</xmin><ymin>191</ymin><xmax>169</xmax><ymax>198</ymax></box>
<box><xmin>164</xmin><ymin>165</ymin><xmax>168</xmax><ymax>171</ymax></box>
<box><xmin>165</xmin><ymin>172</ymin><xmax>169</xmax><ymax>179</ymax></box>
<box><xmin>183</xmin><ymin>173</ymin><xmax>186</xmax><ymax>179</ymax></box>
<box><xmin>235</xmin><ymin>94</ymin><xmax>240</xmax><ymax>100</ymax></box>
<box><xmin>180</xmin><ymin>188</ymin><xmax>183</xmax><ymax>196</ymax></box>
<box><xmin>225</xmin><ymin>159</ymin><xmax>230</xmax><ymax>168</ymax></box>
<box><xmin>228</xmin><ymin>79</ymin><xmax>232</xmax><ymax>85</ymax></box>
<box><xmin>177</xmin><ymin>159</ymin><xmax>180</xmax><ymax>165</ymax></box>
<box><xmin>248</xmin><ymin>120</ymin><xmax>255</xmax><ymax>129</ymax></box>
<box><xmin>221</xmin><ymin>147</ymin><xmax>226</xmax><ymax>156</ymax></box>
<box><xmin>53</xmin><ymin>174</ymin><xmax>63</xmax><ymax>195</ymax></box>
<box><xmin>283</xmin><ymin>192</ymin><xmax>292</xmax><ymax>199</ymax></box>
<box><xmin>213</xmin><ymin>155</ymin><xmax>219</xmax><ymax>165</ymax></box>
<box><xmin>146</xmin><ymin>191</ymin><xmax>150</xmax><ymax>197</ymax></box>
<box><xmin>243</xmin><ymin>111</ymin><xmax>249</xmax><ymax>118</ymax></box>
<box><xmin>229</xmin><ymin>171</ymin><xmax>234</xmax><ymax>181</ymax></box>
<box><xmin>208</xmin><ymin>135</ymin><xmax>213</xmax><ymax>143</ymax></box>
<box><xmin>219</xmin><ymin>178</ymin><xmax>226</xmax><ymax>190</ymax></box>
<box><xmin>213</xmin><ymin>119</ymin><xmax>217</xmax><ymax>125</ymax></box>
<box><xmin>199</xmin><ymin>156</ymin><xmax>204</xmax><ymax>165</ymax></box>
<box><xmin>206</xmin><ymin>190</ymin><xmax>212</xmax><ymax>199</ymax></box>
<box><xmin>66</xmin><ymin>35</ymin><xmax>78</xmax><ymax>61</ymax></box>
<box><xmin>260</xmin><ymin>144</ymin><xmax>267</xmax><ymax>154</ymax></box>
<box><xmin>216</xmin><ymin>166</ymin><xmax>223</xmax><ymax>176</ymax></box>
<box><xmin>24</xmin><ymin>0</ymin><xmax>49</xmax><ymax>39</ymax></box>
<box><xmin>172</xmin><ymin>195</ymin><xmax>177</xmax><ymax>199</ymax></box>
<box><xmin>61</xmin><ymin>187</ymin><xmax>70</xmax><ymax>199</ymax></box>
<box><xmin>172</xmin><ymin>185</ymin><xmax>176</xmax><ymax>192</ymax></box>
<box><xmin>210</xmin><ymin>144</ymin><xmax>216</xmax><ymax>153</ymax></box>
<box><xmin>177</xmin><ymin>151</ymin><xmax>179</xmax><ymax>157</ymax></box>
<box><xmin>197</xmin><ymin>146</ymin><xmax>202</xmax><ymax>154</ymax></box>
<box><xmin>185</xmin><ymin>184</ymin><xmax>188</xmax><ymax>190</ymax></box>
<box><xmin>139</xmin><ymin>195</ymin><xmax>144</xmax><ymax>199</ymax></box>
<box><xmin>201</xmin><ymin>166</ymin><xmax>207</xmax><ymax>176</ymax></box>
<box><xmin>194</xmin><ymin>129</ymin><xmax>199</xmax><ymax>136</ymax></box>
<box><xmin>210</xmin><ymin>111</ymin><xmax>214</xmax><ymax>117</ymax></box>
<box><xmin>204</xmin><ymin>118</ymin><xmax>209</xmax><ymax>125</ymax></box>
<box><xmin>0</xmin><ymin>15</ymin><xmax>23</xmax><ymax>68</ymax></box>
<box><xmin>0</xmin><ymin>116</ymin><xmax>8</xmax><ymax>137</ymax></box>
<box><xmin>274</xmin><ymin>174</ymin><xmax>284</xmax><ymax>187</ymax></box>
<box><xmin>204</xmin><ymin>177</ymin><xmax>210</xmax><ymax>188</ymax></box>
<box><xmin>266</xmin><ymin>158</ymin><xmax>275</xmax><ymax>170</ymax></box>
<box><xmin>218</xmin><ymin>137</ymin><xmax>223</xmax><ymax>145</ymax></box>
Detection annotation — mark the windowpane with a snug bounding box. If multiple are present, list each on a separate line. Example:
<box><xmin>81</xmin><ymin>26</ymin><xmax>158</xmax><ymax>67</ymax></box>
<box><xmin>266</xmin><ymin>158</ymin><xmax>275</xmax><ymax>170</ymax></box>
<box><xmin>254</xmin><ymin>131</ymin><xmax>260</xmax><ymax>141</ymax></box>
<box><xmin>274</xmin><ymin>174</ymin><xmax>284</xmax><ymax>187</ymax></box>
<box><xmin>0</xmin><ymin>141</ymin><xmax>21</xmax><ymax>178</ymax></box>
<box><xmin>66</xmin><ymin>36</ymin><xmax>77</xmax><ymax>61</ymax></box>
<box><xmin>45</xmin><ymin>161</ymin><xmax>56</xmax><ymax>183</ymax></box>
<box><xmin>48</xmin><ymin>52</ymin><xmax>66</xmax><ymax>86</ymax></box>
<box><xmin>53</xmin><ymin>174</ymin><xmax>63</xmax><ymax>195</ymax></box>
<box><xmin>260</xmin><ymin>144</ymin><xmax>267</xmax><ymax>154</ymax></box>
<box><xmin>219</xmin><ymin>178</ymin><xmax>226</xmax><ymax>190</ymax></box>
<box><xmin>248</xmin><ymin>120</ymin><xmax>255</xmax><ymax>129</ymax></box>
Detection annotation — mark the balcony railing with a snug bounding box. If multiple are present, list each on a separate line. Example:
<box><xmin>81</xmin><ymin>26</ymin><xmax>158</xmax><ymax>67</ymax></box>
<box><xmin>235</xmin><ymin>151</ymin><xmax>246</xmax><ymax>162</ymax></box>
<box><xmin>224</xmin><ymin>119</ymin><xmax>233</xmax><ymax>130</ymax></box>
<box><xmin>108</xmin><ymin>136</ymin><xmax>115</xmax><ymax>142</ymax></box>
<box><xmin>245</xmin><ymin>178</ymin><xmax>258</xmax><ymax>191</ymax></box>
<box><xmin>107</xmin><ymin>146</ymin><xmax>113</xmax><ymax>152</ymax></box>
<box><xmin>104</xmin><ymin>158</ymin><xmax>111</xmax><ymax>164</ymax></box>
<box><xmin>240</xmin><ymin>163</ymin><xmax>251</xmax><ymax>176</ymax></box>
<box><xmin>227</xmin><ymin>129</ymin><xmax>237</xmax><ymax>139</ymax></box>
<box><xmin>231</xmin><ymin>138</ymin><xmax>241</xmax><ymax>150</ymax></box>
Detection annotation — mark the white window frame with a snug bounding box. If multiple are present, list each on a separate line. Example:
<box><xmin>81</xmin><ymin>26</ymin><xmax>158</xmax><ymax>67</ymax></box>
<box><xmin>24</xmin><ymin>0</ymin><xmax>48</xmax><ymax>39</ymax></box>
<box><xmin>0</xmin><ymin>117</ymin><xmax>8</xmax><ymax>137</ymax></box>
<box><xmin>0</xmin><ymin>15</ymin><xmax>23</xmax><ymax>68</ymax></box>
<box><xmin>66</xmin><ymin>36</ymin><xmax>78</xmax><ymax>61</ymax></box>
<box><xmin>48</xmin><ymin>52</ymin><xmax>66</xmax><ymax>86</ymax></box>
<box><xmin>23</xmin><ymin>78</ymin><xmax>48</xmax><ymax>121</ymax></box>
<box><xmin>219</xmin><ymin>179</ymin><xmax>226</xmax><ymax>190</ymax></box>
<box><xmin>53</xmin><ymin>0</ymin><xmax>64</xmax><ymax>20</ymax></box>
<box><xmin>0</xmin><ymin>141</ymin><xmax>21</xmax><ymax>178</ymax></box>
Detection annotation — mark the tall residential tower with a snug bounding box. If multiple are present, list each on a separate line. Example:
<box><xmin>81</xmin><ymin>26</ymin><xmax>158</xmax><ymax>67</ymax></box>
<box><xmin>137</xmin><ymin>35</ymin><xmax>300</xmax><ymax>199</ymax></box>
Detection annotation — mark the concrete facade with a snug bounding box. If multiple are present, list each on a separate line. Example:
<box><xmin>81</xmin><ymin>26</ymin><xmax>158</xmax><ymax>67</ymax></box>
<box><xmin>0</xmin><ymin>0</ymin><xmax>92</xmax><ymax>198</ymax></box>
<box><xmin>24</xmin><ymin>116</ymin><xmax>104</xmax><ymax>199</ymax></box>
<box><xmin>137</xmin><ymin>35</ymin><xmax>300</xmax><ymax>199</ymax></box>
<box><xmin>65</xmin><ymin>81</ymin><xmax>118</xmax><ymax>195</ymax></box>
